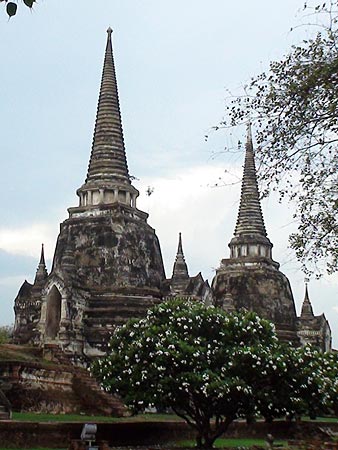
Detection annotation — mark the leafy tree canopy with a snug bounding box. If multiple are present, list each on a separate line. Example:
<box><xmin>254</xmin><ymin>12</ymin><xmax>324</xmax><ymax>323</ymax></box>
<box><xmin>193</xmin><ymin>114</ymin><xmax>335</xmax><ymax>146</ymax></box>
<box><xmin>92</xmin><ymin>299</ymin><xmax>315</xmax><ymax>448</ymax></box>
<box><xmin>0</xmin><ymin>325</ymin><xmax>13</xmax><ymax>344</ymax></box>
<box><xmin>221</xmin><ymin>1</ymin><xmax>338</xmax><ymax>277</ymax></box>
<box><xmin>1</xmin><ymin>0</ymin><xmax>35</xmax><ymax>18</ymax></box>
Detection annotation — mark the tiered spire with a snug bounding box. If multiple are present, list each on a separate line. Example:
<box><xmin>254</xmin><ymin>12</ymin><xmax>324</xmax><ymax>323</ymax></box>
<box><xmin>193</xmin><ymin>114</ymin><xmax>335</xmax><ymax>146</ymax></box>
<box><xmin>86</xmin><ymin>28</ymin><xmax>129</xmax><ymax>185</ymax></box>
<box><xmin>172</xmin><ymin>233</ymin><xmax>189</xmax><ymax>281</ymax></box>
<box><xmin>229</xmin><ymin>123</ymin><xmax>273</xmax><ymax>260</ymax></box>
<box><xmin>72</xmin><ymin>29</ymin><xmax>139</xmax><ymax>214</ymax></box>
<box><xmin>300</xmin><ymin>284</ymin><xmax>315</xmax><ymax>317</ymax></box>
<box><xmin>234</xmin><ymin>123</ymin><xmax>267</xmax><ymax>237</ymax></box>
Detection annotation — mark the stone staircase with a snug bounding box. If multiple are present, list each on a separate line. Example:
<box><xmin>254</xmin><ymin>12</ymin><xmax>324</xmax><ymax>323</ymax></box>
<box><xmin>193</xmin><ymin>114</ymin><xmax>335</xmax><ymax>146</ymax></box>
<box><xmin>43</xmin><ymin>343</ymin><xmax>127</xmax><ymax>416</ymax></box>
<box><xmin>73</xmin><ymin>369</ymin><xmax>127</xmax><ymax>417</ymax></box>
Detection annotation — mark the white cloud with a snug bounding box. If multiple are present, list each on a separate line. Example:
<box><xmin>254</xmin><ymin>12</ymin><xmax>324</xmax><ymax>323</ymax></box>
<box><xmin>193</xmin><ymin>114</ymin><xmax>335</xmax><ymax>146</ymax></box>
<box><xmin>0</xmin><ymin>223</ymin><xmax>57</xmax><ymax>260</ymax></box>
<box><xmin>134</xmin><ymin>163</ymin><xmax>242</xmax><ymax>279</ymax></box>
<box><xmin>134</xmin><ymin>163</ymin><xmax>299</xmax><ymax>281</ymax></box>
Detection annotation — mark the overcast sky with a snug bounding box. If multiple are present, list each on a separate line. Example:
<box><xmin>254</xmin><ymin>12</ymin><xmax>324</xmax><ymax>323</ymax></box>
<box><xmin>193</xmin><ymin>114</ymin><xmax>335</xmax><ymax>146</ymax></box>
<box><xmin>0</xmin><ymin>0</ymin><xmax>337</xmax><ymax>347</ymax></box>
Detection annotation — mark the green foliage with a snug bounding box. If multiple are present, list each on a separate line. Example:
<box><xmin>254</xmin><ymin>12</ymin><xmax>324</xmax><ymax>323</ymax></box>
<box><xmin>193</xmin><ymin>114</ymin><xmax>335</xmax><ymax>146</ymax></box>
<box><xmin>92</xmin><ymin>299</ymin><xmax>299</xmax><ymax>448</ymax></box>
<box><xmin>6</xmin><ymin>2</ymin><xmax>17</xmax><ymax>16</ymax></box>
<box><xmin>1</xmin><ymin>0</ymin><xmax>35</xmax><ymax>18</ymax></box>
<box><xmin>281</xmin><ymin>345</ymin><xmax>338</xmax><ymax>419</ymax></box>
<box><xmin>222</xmin><ymin>1</ymin><xmax>338</xmax><ymax>277</ymax></box>
<box><xmin>0</xmin><ymin>325</ymin><xmax>13</xmax><ymax>344</ymax></box>
<box><xmin>308</xmin><ymin>348</ymin><xmax>338</xmax><ymax>417</ymax></box>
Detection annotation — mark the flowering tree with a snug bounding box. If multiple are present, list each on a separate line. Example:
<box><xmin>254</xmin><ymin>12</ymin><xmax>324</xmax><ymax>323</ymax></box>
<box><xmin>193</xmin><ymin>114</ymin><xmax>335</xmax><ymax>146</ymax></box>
<box><xmin>289</xmin><ymin>346</ymin><xmax>338</xmax><ymax>419</ymax></box>
<box><xmin>92</xmin><ymin>299</ymin><xmax>299</xmax><ymax>448</ymax></box>
<box><xmin>323</xmin><ymin>351</ymin><xmax>338</xmax><ymax>416</ymax></box>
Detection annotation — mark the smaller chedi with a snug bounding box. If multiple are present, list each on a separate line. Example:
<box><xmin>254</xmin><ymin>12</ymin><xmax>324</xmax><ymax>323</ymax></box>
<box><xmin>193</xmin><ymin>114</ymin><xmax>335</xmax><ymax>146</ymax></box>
<box><xmin>13</xmin><ymin>245</ymin><xmax>48</xmax><ymax>344</ymax></box>
<box><xmin>163</xmin><ymin>232</ymin><xmax>213</xmax><ymax>303</ymax></box>
<box><xmin>211</xmin><ymin>124</ymin><xmax>331</xmax><ymax>351</ymax></box>
<box><xmin>297</xmin><ymin>284</ymin><xmax>332</xmax><ymax>351</ymax></box>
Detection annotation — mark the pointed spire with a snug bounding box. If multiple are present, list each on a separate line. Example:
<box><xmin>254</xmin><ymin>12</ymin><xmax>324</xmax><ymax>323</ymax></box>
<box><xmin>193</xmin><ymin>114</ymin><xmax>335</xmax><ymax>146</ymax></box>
<box><xmin>71</xmin><ymin>29</ymin><xmax>140</xmax><ymax>215</ymax></box>
<box><xmin>172</xmin><ymin>233</ymin><xmax>189</xmax><ymax>280</ymax></box>
<box><xmin>34</xmin><ymin>244</ymin><xmax>48</xmax><ymax>285</ymax></box>
<box><xmin>85</xmin><ymin>28</ymin><xmax>130</xmax><ymax>185</ymax></box>
<box><xmin>39</xmin><ymin>243</ymin><xmax>46</xmax><ymax>266</ymax></box>
<box><xmin>229</xmin><ymin>123</ymin><xmax>274</xmax><ymax>261</ymax></box>
<box><xmin>301</xmin><ymin>283</ymin><xmax>314</xmax><ymax>317</ymax></box>
<box><xmin>234</xmin><ymin>122</ymin><xmax>267</xmax><ymax>237</ymax></box>
<box><xmin>177</xmin><ymin>232</ymin><xmax>184</xmax><ymax>256</ymax></box>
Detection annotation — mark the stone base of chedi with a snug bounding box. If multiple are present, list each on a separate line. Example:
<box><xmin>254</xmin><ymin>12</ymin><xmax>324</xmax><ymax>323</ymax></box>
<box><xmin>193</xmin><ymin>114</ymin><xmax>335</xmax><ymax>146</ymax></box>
<box><xmin>0</xmin><ymin>345</ymin><xmax>126</xmax><ymax>415</ymax></box>
<box><xmin>38</xmin><ymin>205</ymin><xmax>164</xmax><ymax>357</ymax></box>
<box><xmin>212</xmin><ymin>257</ymin><xmax>299</xmax><ymax>343</ymax></box>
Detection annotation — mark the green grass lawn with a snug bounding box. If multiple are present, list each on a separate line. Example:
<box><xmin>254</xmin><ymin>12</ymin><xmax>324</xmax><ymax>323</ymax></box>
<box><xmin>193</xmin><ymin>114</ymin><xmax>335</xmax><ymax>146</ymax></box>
<box><xmin>176</xmin><ymin>438</ymin><xmax>287</xmax><ymax>448</ymax></box>
<box><xmin>302</xmin><ymin>416</ymin><xmax>338</xmax><ymax>422</ymax></box>
<box><xmin>12</xmin><ymin>411</ymin><xmax>119</xmax><ymax>422</ymax></box>
<box><xmin>11</xmin><ymin>411</ymin><xmax>337</xmax><ymax>423</ymax></box>
<box><xmin>12</xmin><ymin>411</ymin><xmax>181</xmax><ymax>422</ymax></box>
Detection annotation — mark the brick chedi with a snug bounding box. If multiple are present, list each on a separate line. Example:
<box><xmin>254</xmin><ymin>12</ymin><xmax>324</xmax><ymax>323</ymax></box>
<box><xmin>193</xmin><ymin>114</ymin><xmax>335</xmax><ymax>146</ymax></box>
<box><xmin>170</xmin><ymin>232</ymin><xmax>190</xmax><ymax>294</ymax></box>
<box><xmin>13</xmin><ymin>245</ymin><xmax>48</xmax><ymax>344</ymax></box>
<box><xmin>296</xmin><ymin>285</ymin><xmax>331</xmax><ymax>351</ymax></box>
<box><xmin>13</xmin><ymin>29</ymin><xmax>166</xmax><ymax>358</ymax></box>
<box><xmin>212</xmin><ymin>124</ymin><xmax>300</xmax><ymax>343</ymax></box>
<box><xmin>164</xmin><ymin>233</ymin><xmax>213</xmax><ymax>304</ymax></box>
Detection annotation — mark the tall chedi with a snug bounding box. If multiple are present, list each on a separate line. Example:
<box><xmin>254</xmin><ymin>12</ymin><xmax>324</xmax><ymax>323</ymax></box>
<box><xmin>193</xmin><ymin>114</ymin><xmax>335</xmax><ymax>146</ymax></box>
<box><xmin>17</xmin><ymin>29</ymin><xmax>165</xmax><ymax>357</ymax></box>
<box><xmin>212</xmin><ymin>124</ymin><xmax>299</xmax><ymax>343</ymax></box>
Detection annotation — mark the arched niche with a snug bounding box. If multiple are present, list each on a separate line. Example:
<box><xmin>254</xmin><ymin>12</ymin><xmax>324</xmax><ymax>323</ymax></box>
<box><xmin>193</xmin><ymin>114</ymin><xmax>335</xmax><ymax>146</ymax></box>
<box><xmin>45</xmin><ymin>285</ymin><xmax>62</xmax><ymax>339</ymax></box>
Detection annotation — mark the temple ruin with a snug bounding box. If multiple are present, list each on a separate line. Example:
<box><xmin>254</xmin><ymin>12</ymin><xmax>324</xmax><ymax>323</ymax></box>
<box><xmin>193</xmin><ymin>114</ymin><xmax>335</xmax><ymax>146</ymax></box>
<box><xmin>12</xmin><ymin>29</ymin><xmax>332</xmax><ymax>358</ymax></box>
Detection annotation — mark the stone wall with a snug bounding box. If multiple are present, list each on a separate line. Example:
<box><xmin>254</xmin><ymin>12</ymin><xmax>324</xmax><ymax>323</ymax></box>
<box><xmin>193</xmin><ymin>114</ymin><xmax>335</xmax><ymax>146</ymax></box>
<box><xmin>0</xmin><ymin>420</ymin><xmax>337</xmax><ymax>448</ymax></box>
